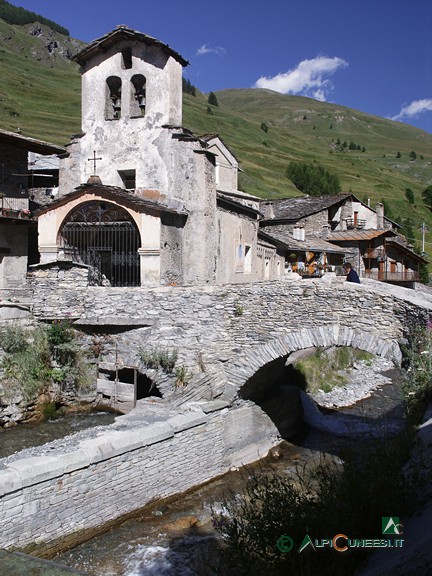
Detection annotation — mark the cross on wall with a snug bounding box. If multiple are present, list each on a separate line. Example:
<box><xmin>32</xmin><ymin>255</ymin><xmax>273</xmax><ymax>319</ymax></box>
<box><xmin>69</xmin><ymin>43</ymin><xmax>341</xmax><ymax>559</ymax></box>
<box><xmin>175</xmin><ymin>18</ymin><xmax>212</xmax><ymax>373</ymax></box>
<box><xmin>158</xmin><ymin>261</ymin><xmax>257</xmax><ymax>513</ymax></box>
<box><xmin>88</xmin><ymin>150</ymin><xmax>102</xmax><ymax>175</ymax></box>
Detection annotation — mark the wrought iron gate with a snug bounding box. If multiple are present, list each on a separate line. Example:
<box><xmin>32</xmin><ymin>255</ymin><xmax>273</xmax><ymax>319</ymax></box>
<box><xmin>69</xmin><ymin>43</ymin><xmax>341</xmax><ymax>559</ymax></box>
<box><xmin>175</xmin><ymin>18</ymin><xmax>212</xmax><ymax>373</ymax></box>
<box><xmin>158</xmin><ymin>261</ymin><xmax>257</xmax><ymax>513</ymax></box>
<box><xmin>60</xmin><ymin>201</ymin><xmax>141</xmax><ymax>287</ymax></box>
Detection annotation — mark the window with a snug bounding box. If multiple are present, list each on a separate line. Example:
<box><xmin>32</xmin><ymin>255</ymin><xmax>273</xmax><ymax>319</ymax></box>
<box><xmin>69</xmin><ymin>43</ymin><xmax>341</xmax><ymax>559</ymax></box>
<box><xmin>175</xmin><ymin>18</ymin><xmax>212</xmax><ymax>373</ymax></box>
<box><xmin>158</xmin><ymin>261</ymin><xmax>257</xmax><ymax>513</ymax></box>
<box><xmin>121</xmin><ymin>47</ymin><xmax>132</xmax><ymax>70</ymax></box>
<box><xmin>244</xmin><ymin>244</ymin><xmax>252</xmax><ymax>274</ymax></box>
<box><xmin>118</xmin><ymin>169</ymin><xmax>136</xmax><ymax>190</ymax></box>
<box><xmin>106</xmin><ymin>76</ymin><xmax>122</xmax><ymax>120</ymax></box>
<box><xmin>130</xmin><ymin>74</ymin><xmax>146</xmax><ymax>117</ymax></box>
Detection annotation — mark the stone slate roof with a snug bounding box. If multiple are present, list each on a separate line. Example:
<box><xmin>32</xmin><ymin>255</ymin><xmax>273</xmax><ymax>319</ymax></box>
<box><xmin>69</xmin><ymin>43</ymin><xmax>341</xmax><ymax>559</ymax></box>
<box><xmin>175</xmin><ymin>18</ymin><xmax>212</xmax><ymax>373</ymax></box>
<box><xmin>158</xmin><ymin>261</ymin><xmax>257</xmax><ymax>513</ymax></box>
<box><xmin>0</xmin><ymin>128</ymin><xmax>65</xmax><ymax>155</ymax></box>
<box><xmin>35</xmin><ymin>182</ymin><xmax>187</xmax><ymax>217</ymax></box>
<box><xmin>259</xmin><ymin>230</ymin><xmax>347</xmax><ymax>254</ymax></box>
<box><xmin>260</xmin><ymin>193</ymin><xmax>352</xmax><ymax>221</ymax></box>
<box><xmin>73</xmin><ymin>25</ymin><xmax>189</xmax><ymax>67</ymax></box>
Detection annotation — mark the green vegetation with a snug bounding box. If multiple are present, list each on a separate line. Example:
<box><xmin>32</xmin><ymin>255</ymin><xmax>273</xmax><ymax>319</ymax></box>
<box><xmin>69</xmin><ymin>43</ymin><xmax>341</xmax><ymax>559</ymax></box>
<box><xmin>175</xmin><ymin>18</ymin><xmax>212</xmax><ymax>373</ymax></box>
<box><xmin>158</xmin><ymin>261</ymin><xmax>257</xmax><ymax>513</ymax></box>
<box><xmin>286</xmin><ymin>160</ymin><xmax>342</xmax><ymax>196</ymax></box>
<box><xmin>405</xmin><ymin>187</ymin><xmax>415</xmax><ymax>204</ymax></box>
<box><xmin>0</xmin><ymin>321</ymin><xmax>93</xmax><ymax>404</ymax></box>
<box><xmin>0</xmin><ymin>17</ymin><xmax>431</xmax><ymax>260</ymax></box>
<box><xmin>401</xmin><ymin>321</ymin><xmax>432</xmax><ymax>424</ymax></box>
<box><xmin>211</xmin><ymin>334</ymin><xmax>432</xmax><ymax>575</ymax></box>
<box><xmin>234</xmin><ymin>302</ymin><xmax>244</xmax><ymax>316</ymax></box>
<box><xmin>207</xmin><ymin>91</ymin><xmax>219</xmax><ymax>107</ymax></box>
<box><xmin>174</xmin><ymin>365</ymin><xmax>189</xmax><ymax>387</ymax></box>
<box><xmin>182</xmin><ymin>77</ymin><xmax>196</xmax><ymax>97</ymax></box>
<box><xmin>212</xmin><ymin>434</ymin><xmax>414</xmax><ymax>576</ymax></box>
<box><xmin>295</xmin><ymin>347</ymin><xmax>374</xmax><ymax>395</ymax></box>
<box><xmin>0</xmin><ymin>0</ymin><xmax>69</xmax><ymax>35</ymax></box>
<box><xmin>422</xmin><ymin>185</ymin><xmax>432</xmax><ymax>208</ymax></box>
<box><xmin>139</xmin><ymin>347</ymin><xmax>178</xmax><ymax>373</ymax></box>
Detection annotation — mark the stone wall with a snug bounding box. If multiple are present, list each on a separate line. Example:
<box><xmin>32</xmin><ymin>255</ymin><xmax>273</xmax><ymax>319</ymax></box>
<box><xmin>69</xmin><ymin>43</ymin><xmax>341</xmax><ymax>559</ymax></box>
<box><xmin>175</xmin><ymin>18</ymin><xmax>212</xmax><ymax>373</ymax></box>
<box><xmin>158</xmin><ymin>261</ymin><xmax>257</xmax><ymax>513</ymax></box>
<box><xmin>28</xmin><ymin>266</ymin><xmax>432</xmax><ymax>402</ymax></box>
<box><xmin>0</xmin><ymin>400</ymin><xmax>278</xmax><ymax>554</ymax></box>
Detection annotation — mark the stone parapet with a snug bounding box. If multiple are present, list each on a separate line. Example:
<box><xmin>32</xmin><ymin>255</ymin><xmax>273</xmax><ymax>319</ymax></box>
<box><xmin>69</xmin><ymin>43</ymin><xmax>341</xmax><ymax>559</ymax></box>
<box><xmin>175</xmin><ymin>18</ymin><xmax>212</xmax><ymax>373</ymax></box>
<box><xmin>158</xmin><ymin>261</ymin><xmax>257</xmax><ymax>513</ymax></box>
<box><xmin>0</xmin><ymin>400</ymin><xmax>279</xmax><ymax>554</ymax></box>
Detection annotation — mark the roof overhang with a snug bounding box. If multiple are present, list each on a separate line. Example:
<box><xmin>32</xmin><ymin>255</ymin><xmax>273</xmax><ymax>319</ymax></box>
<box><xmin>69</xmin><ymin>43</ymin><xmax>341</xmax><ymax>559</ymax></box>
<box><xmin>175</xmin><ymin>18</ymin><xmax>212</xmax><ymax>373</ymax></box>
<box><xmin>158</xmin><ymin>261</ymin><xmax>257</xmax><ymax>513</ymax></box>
<box><xmin>0</xmin><ymin>129</ymin><xmax>65</xmax><ymax>155</ymax></box>
<box><xmin>35</xmin><ymin>184</ymin><xmax>188</xmax><ymax>218</ymax></box>
<box><xmin>73</xmin><ymin>26</ymin><xmax>189</xmax><ymax>67</ymax></box>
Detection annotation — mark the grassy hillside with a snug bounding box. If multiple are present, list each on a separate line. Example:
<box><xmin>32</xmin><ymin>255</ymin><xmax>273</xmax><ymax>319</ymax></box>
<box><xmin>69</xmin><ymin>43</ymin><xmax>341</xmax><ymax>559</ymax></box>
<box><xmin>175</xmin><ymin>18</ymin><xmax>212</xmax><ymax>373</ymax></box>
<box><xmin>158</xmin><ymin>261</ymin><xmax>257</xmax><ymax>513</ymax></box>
<box><xmin>1</xmin><ymin>15</ymin><xmax>432</xmax><ymax>258</ymax></box>
<box><xmin>182</xmin><ymin>88</ymin><xmax>432</xmax><ymax>258</ymax></box>
<box><xmin>0</xmin><ymin>19</ymin><xmax>82</xmax><ymax>143</ymax></box>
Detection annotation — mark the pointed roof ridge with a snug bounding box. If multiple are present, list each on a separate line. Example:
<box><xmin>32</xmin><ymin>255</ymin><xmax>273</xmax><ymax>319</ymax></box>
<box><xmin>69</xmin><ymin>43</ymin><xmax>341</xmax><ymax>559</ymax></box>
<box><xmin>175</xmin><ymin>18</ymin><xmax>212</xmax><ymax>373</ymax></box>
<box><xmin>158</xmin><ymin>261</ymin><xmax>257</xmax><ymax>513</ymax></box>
<box><xmin>73</xmin><ymin>26</ymin><xmax>189</xmax><ymax>67</ymax></box>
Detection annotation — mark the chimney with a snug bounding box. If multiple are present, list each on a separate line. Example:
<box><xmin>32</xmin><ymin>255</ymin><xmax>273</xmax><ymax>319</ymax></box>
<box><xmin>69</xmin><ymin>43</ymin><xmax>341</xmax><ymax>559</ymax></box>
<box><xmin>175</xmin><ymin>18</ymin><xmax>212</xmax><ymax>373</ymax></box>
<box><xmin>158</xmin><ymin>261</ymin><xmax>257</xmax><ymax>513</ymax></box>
<box><xmin>263</xmin><ymin>201</ymin><xmax>275</xmax><ymax>220</ymax></box>
<box><xmin>321</xmin><ymin>224</ymin><xmax>330</xmax><ymax>239</ymax></box>
<box><xmin>376</xmin><ymin>203</ymin><xmax>384</xmax><ymax>230</ymax></box>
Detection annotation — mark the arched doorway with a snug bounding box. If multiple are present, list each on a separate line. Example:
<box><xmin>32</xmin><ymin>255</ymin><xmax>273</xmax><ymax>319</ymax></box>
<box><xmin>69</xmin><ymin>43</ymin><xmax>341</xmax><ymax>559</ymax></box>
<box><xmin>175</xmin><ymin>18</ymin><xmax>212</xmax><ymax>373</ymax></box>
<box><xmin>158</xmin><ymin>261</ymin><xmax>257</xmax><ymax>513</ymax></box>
<box><xmin>59</xmin><ymin>200</ymin><xmax>141</xmax><ymax>286</ymax></box>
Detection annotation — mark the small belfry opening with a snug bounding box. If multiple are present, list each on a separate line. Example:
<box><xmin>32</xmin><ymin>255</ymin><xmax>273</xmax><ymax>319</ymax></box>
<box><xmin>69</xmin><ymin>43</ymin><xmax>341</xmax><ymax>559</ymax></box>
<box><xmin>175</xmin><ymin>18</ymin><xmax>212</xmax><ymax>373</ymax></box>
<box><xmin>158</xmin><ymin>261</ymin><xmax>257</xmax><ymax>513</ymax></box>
<box><xmin>106</xmin><ymin>75</ymin><xmax>122</xmax><ymax>119</ymax></box>
<box><xmin>59</xmin><ymin>200</ymin><xmax>141</xmax><ymax>287</ymax></box>
<box><xmin>130</xmin><ymin>74</ymin><xmax>146</xmax><ymax>117</ymax></box>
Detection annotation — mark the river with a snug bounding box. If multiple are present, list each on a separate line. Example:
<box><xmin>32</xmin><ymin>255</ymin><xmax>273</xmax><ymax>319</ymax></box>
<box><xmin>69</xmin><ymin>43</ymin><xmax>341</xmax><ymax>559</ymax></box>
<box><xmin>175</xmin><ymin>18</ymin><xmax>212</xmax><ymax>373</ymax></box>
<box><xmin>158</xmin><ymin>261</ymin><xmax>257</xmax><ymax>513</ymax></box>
<box><xmin>50</xmin><ymin>365</ymin><xmax>405</xmax><ymax>576</ymax></box>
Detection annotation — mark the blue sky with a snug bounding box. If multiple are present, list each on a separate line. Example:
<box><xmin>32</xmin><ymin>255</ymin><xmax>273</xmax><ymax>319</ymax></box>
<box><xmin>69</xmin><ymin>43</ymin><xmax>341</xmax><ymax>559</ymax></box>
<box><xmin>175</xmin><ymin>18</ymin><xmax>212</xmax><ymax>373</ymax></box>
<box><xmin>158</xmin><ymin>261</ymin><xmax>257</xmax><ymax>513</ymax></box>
<box><xmin>13</xmin><ymin>0</ymin><xmax>432</xmax><ymax>133</ymax></box>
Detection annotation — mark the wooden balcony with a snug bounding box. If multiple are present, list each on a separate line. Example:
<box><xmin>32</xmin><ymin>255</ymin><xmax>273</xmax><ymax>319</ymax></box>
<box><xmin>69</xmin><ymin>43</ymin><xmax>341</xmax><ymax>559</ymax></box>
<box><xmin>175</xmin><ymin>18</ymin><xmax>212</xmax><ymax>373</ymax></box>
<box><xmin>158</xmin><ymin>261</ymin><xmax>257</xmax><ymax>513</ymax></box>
<box><xmin>346</xmin><ymin>218</ymin><xmax>367</xmax><ymax>229</ymax></box>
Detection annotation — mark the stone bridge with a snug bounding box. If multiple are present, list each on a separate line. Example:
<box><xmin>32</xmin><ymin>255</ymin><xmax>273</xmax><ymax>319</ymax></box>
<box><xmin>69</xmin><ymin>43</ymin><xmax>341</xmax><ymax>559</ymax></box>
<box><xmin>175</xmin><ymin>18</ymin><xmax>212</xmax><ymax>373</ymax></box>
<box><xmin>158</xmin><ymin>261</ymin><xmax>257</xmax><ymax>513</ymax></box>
<box><xmin>1</xmin><ymin>267</ymin><xmax>432</xmax><ymax>555</ymax></box>
<box><xmin>30</xmin><ymin>264</ymin><xmax>432</xmax><ymax>406</ymax></box>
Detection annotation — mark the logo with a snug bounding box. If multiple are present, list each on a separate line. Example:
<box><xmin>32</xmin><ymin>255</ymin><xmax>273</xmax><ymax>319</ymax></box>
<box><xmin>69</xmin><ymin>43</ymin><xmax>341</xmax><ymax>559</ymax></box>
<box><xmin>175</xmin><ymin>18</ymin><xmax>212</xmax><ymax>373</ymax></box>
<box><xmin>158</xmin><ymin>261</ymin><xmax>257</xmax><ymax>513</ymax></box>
<box><xmin>382</xmin><ymin>517</ymin><xmax>403</xmax><ymax>535</ymax></box>
<box><xmin>276</xmin><ymin>535</ymin><xmax>294</xmax><ymax>553</ymax></box>
<box><xmin>298</xmin><ymin>534</ymin><xmax>316</xmax><ymax>553</ymax></box>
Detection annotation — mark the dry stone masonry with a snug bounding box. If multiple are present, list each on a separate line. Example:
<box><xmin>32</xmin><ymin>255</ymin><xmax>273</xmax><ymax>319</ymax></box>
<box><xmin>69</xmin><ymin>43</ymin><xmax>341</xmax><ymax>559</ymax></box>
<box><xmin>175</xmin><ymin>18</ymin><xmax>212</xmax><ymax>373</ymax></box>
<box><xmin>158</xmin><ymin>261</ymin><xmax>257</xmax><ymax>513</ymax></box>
<box><xmin>1</xmin><ymin>271</ymin><xmax>431</xmax><ymax>553</ymax></box>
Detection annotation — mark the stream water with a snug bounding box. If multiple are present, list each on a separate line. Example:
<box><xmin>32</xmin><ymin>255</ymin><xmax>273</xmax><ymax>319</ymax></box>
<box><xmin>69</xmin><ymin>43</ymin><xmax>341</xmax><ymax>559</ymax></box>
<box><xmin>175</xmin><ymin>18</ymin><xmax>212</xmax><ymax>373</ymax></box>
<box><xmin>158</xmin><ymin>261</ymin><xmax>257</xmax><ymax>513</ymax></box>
<box><xmin>0</xmin><ymin>411</ymin><xmax>117</xmax><ymax>459</ymax></box>
<box><xmin>50</xmin><ymin>369</ymin><xmax>405</xmax><ymax>576</ymax></box>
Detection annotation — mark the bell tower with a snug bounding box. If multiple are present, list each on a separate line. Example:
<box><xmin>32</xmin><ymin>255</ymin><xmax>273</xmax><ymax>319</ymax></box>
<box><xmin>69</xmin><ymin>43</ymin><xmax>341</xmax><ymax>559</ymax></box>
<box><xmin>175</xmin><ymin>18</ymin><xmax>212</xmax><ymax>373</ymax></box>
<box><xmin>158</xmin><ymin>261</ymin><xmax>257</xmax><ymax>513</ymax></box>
<box><xmin>73</xmin><ymin>25</ymin><xmax>188</xmax><ymax>132</ymax></box>
<box><xmin>59</xmin><ymin>26</ymin><xmax>189</xmax><ymax>193</ymax></box>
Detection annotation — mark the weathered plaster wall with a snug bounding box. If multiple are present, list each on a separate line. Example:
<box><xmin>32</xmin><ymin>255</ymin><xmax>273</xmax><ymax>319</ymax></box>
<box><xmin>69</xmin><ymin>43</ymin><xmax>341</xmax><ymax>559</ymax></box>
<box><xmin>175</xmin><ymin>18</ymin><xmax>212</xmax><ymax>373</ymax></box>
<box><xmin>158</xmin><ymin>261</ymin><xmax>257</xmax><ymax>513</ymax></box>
<box><xmin>216</xmin><ymin>208</ymin><xmax>259</xmax><ymax>284</ymax></box>
<box><xmin>0</xmin><ymin>401</ymin><xmax>278</xmax><ymax>554</ymax></box>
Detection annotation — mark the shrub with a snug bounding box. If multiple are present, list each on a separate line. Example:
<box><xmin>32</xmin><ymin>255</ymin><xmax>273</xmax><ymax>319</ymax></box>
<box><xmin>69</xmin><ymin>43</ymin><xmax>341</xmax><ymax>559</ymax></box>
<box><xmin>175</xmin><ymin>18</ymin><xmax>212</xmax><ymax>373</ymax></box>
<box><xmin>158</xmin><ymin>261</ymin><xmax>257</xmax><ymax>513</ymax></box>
<box><xmin>139</xmin><ymin>348</ymin><xmax>178</xmax><ymax>373</ymax></box>
<box><xmin>175</xmin><ymin>365</ymin><xmax>189</xmax><ymax>387</ymax></box>
<box><xmin>0</xmin><ymin>323</ymin><xmax>94</xmax><ymax>402</ymax></box>
<box><xmin>0</xmin><ymin>325</ymin><xmax>28</xmax><ymax>353</ymax></box>
<box><xmin>401</xmin><ymin>322</ymin><xmax>432</xmax><ymax>423</ymax></box>
<box><xmin>212</xmin><ymin>435</ymin><xmax>414</xmax><ymax>576</ymax></box>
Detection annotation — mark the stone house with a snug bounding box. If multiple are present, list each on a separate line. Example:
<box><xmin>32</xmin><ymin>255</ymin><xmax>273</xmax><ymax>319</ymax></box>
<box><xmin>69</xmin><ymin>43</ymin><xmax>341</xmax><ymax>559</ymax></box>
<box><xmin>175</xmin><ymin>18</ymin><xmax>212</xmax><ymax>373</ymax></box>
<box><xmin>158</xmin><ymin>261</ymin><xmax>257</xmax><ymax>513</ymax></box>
<box><xmin>35</xmin><ymin>26</ymin><xmax>284</xmax><ymax>288</ymax></box>
<box><xmin>260</xmin><ymin>193</ymin><xmax>426</xmax><ymax>283</ymax></box>
<box><xmin>0</xmin><ymin>129</ymin><xmax>64</xmax><ymax>293</ymax></box>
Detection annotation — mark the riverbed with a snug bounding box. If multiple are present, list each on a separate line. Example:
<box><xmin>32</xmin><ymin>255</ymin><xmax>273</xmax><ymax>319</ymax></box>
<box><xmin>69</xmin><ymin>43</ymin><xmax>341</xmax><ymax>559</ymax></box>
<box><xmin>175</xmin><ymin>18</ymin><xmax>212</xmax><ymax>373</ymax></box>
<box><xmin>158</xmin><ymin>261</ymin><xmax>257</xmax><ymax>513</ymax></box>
<box><xmin>0</xmin><ymin>411</ymin><xmax>117</xmax><ymax>459</ymax></box>
<box><xmin>51</xmin><ymin>363</ymin><xmax>405</xmax><ymax>576</ymax></box>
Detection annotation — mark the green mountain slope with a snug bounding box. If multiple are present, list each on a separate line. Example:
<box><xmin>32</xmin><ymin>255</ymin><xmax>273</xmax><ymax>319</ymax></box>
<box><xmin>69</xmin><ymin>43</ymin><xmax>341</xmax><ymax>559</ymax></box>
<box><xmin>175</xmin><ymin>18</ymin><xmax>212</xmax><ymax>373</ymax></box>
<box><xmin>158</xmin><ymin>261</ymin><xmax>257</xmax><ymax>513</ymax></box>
<box><xmin>1</xmin><ymin>14</ymin><xmax>432</xmax><ymax>258</ymax></box>
<box><xmin>0</xmin><ymin>18</ymin><xmax>82</xmax><ymax>142</ymax></box>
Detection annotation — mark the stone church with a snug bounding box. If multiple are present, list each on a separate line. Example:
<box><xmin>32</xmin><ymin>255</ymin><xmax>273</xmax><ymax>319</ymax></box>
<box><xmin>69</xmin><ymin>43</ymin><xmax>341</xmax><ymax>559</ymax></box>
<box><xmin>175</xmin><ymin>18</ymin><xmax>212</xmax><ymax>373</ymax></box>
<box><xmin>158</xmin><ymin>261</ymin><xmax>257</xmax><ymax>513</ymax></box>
<box><xmin>36</xmin><ymin>26</ymin><xmax>284</xmax><ymax>287</ymax></box>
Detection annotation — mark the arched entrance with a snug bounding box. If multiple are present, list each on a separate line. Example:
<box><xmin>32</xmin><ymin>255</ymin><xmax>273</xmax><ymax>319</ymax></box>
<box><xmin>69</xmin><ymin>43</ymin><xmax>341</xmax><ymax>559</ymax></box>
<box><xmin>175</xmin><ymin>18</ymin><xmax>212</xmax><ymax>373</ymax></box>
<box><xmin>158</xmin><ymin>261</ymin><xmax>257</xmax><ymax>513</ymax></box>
<box><xmin>59</xmin><ymin>200</ymin><xmax>141</xmax><ymax>286</ymax></box>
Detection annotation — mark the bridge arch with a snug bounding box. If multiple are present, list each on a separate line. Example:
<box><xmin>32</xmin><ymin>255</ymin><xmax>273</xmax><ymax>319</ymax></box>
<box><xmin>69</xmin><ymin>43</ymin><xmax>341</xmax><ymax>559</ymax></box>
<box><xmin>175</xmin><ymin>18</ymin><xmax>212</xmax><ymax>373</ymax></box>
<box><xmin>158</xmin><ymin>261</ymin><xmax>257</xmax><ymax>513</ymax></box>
<box><xmin>221</xmin><ymin>324</ymin><xmax>401</xmax><ymax>402</ymax></box>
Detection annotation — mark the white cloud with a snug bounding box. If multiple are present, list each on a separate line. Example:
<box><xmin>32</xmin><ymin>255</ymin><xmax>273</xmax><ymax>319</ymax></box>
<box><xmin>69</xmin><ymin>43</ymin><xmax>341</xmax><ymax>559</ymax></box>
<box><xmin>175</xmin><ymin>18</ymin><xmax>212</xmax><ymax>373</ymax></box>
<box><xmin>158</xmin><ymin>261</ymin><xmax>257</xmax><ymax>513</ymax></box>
<box><xmin>196</xmin><ymin>44</ymin><xmax>226</xmax><ymax>57</ymax></box>
<box><xmin>254</xmin><ymin>56</ymin><xmax>348</xmax><ymax>101</ymax></box>
<box><xmin>390</xmin><ymin>99</ymin><xmax>432</xmax><ymax>121</ymax></box>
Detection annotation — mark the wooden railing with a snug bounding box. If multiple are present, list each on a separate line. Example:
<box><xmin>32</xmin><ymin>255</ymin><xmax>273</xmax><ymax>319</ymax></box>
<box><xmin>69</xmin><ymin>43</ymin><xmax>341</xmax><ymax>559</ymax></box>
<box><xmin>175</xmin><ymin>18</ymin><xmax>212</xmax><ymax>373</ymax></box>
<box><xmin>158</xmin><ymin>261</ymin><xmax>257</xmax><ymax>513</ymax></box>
<box><xmin>0</xmin><ymin>197</ymin><xmax>32</xmax><ymax>220</ymax></box>
<box><xmin>346</xmin><ymin>218</ymin><xmax>367</xmax><ymax>229</ymax></box>
<box><xmin>1</xmin><ymin>196</ymin><xmax>29</xmax><ymax>211</ymax></box>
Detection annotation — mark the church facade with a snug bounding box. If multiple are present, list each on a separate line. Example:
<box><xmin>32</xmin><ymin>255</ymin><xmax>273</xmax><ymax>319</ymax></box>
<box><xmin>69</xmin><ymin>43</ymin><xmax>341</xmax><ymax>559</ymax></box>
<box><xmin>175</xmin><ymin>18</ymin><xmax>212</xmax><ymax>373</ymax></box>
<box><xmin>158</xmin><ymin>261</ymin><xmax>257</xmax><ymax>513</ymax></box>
<box><xmin>36</xmin><ymin>26</ymin><xmax>284</xmax><ymax>287</ymax></box>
